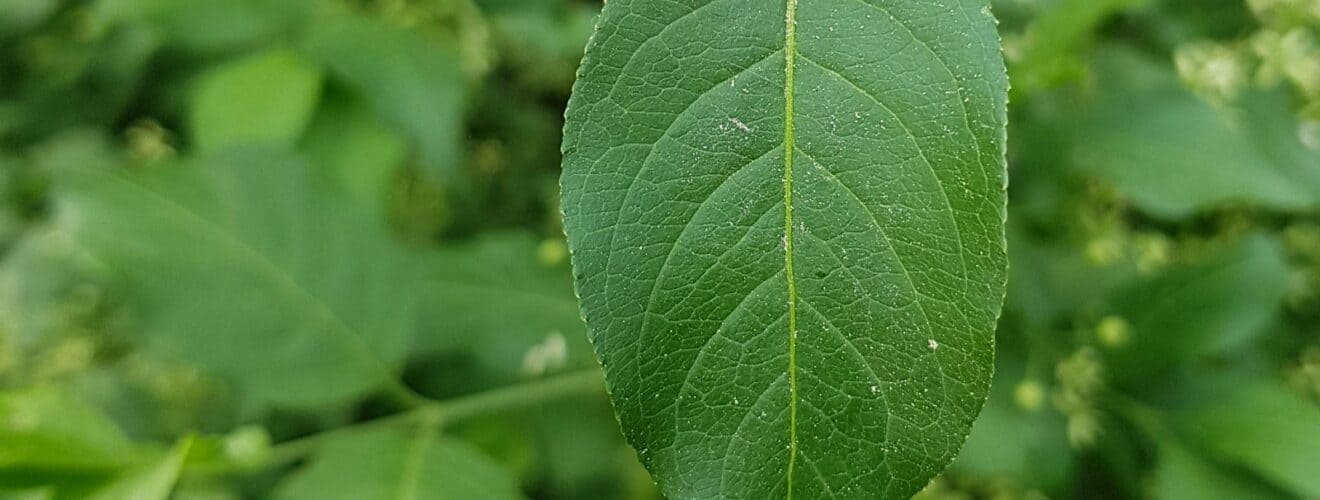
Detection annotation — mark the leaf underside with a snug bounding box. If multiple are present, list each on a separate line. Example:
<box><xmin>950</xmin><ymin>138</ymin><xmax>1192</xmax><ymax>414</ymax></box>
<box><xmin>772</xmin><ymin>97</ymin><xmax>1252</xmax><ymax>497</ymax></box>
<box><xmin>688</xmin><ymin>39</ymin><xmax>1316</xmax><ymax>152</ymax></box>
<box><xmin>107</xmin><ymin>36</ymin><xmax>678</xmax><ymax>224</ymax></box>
<box><xmin>560</xmin><ymin>0</ymin><xmax>1008</xmax><ymax>498</ymax></box>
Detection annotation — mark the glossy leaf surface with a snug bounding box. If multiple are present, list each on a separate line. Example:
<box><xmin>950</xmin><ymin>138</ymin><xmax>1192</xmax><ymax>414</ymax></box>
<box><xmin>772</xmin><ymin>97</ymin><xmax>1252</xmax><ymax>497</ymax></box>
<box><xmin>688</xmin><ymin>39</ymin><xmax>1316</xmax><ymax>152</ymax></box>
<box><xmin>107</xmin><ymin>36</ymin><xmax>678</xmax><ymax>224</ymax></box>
<box><xmin>560</xmin><ymin>0</ymin><xmax>1008</xmax><ymax>497</ymax></box>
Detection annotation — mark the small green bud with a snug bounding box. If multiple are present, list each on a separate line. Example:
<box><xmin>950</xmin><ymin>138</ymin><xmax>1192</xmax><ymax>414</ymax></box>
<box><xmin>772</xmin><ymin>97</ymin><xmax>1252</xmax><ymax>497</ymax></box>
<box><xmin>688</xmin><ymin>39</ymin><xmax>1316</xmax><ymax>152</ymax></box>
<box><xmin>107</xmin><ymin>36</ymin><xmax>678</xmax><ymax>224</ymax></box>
<box><xmin>1096</xmin><ymin>316</ymin><xmax>1132</xmax><ymax>349</ymax></box>
<box><xmin>1014</xmin><ymin>380</ymin><xmax>1046</xmax><ymax>412</ymax></box>
<box><xmin>538</xmin><ymin>238</ymin><xmax>568</xmax><ymax>266</ymax></box>
<box><xmin>1085</xmin><ymin>237</ymin><xmax>1123</xmax><ymax>267</ymax></box>
<box><xmin>223</xmin><ymin>426</ymin><xmax>271</xmax><ymax>467</ymax></box>
<box><xmin>1067</xmin><ymin>412</ymin><xmax>1102</xmax><ymax>448</ymax></box>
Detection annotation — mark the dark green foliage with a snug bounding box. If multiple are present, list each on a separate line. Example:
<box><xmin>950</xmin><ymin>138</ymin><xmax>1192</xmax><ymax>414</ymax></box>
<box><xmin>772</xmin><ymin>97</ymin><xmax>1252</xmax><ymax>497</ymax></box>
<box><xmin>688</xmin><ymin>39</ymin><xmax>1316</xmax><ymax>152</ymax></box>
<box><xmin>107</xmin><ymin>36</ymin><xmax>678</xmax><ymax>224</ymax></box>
<box><xmin>1</xmin><ymin>0</ymin><xmax>1318</xmax><ymax>499</ymax></box>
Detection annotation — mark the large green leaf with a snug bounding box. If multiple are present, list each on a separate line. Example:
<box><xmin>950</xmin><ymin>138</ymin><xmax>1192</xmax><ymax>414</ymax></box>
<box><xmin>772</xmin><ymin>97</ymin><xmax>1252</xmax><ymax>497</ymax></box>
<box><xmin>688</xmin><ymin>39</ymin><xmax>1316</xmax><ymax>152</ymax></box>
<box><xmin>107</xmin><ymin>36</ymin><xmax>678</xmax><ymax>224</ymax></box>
<box><xmin>1173</xmin><ymin>378</ymin><xmax>1320</xmax><ymax>498</ymax></box>
<box><xmin>559</xmin><ymin>1</ymin><xmax>1008</xmax><ymax>498</ymax></box>
<box><xmin>54</xmin><ymin>148</ymin><xmax>417</xmax><ymax>409</ymax></box>
<box><xmin>1153</xmin><ymin>439</ymin><xmax>1289</xmax><ymax>500</ymax></box>
<box><xmin>1101</xmin><ymin>235</ymin><xmax>1289</xmax><ymax>384</ymax></box>
<box><xmin>275</xmin><ymin>425</ymin><xmax>524</xmax><ymax>500</ymax></box>
<box><xmin>1076</xmin><ymin>50</ymin><xmax>1320</xmax><ymax>218</ymax></box>
<box><xmin>416</xmin><ymin>233</ymin><xmax>591</xmax><ymax>382</ymax></box>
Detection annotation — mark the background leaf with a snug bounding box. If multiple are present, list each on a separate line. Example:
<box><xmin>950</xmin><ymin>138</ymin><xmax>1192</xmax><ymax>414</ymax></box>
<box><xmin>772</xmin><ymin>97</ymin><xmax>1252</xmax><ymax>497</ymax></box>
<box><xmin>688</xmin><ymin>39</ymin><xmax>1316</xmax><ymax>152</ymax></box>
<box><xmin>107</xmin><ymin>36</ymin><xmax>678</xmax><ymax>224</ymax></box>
<box><xmin>276</xmin><ymin>425</ymin><xmax>524</xmax><ymax>500</ymax></box>
<box><xmin>1077</xmin><ymin>50</ymin><xmax>1320</xmax><ymax>218</ymax></box>
<box><xmin>1173</xmin><ymin>377</ymin><xmax>1320</xmax><ymax>498</ymax></box>
<box><xmin>303</xmin><ymin>17</ymin><xmax>466</xmax><ymax>181</ymax></box>
<box><xmin>416</xmin><ymin>232</ymin><xmax>589</xmax><ymax>383</ymax></box>
<box><xmin>190</xmin><ymin>50</ymin><xmax>325</xmax><ymax>152</ymax></box>
<box><xmin>55</xmin><ymin>148</ymin><xmax>417</xmax><ymax>409</ymax></box>
<box><xmin>84</xmin><ymin>438</ymin><xmax>190</xmax><ymax>500</ymax></box>
<box><xmin>0</xmin><ymin>388</ymin><xmax>135</xmax><ymax>473</ymax></box>
<box><xmin>1102</xmin><ymin>235</ymin><xmax>1290</xmax><ymax>383</ymax></box>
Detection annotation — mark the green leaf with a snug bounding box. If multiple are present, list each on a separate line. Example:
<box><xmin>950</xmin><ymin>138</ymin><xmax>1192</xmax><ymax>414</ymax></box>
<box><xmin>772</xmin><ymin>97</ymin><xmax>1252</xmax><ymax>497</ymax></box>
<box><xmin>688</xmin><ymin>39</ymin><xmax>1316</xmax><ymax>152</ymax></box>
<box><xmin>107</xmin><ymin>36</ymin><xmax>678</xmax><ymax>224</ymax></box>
<box><xmin>1173</xmin><ymin>378</ymin><xmax>1320</xmax><ymax>498</ymax></box>
<box><xmin>54</xmin><ymin>148</ymin><xmax>417</xmax><ymax>409</ymax></box>
<box><xmin>0</xmin><ymin>0</ymin><xmax>58</xmax><ymax>35</ymax></box>
<box><xmin>416</xmin><ymin>233</ymin><xmax>591</xmax><ymax>382</ymax></box>
<box><xmin>0</xmin><ymin>388</ymin><xmax>135</xmax><ymax>472</ymax></box>
<box><xmin>300</xmin><ymin>93</ymin><xmax>407</xmax><ymax>215</ymax></box>
<box><xmin>1009</xmin><ymin>0</ymin><xmax>1149</xmax><ymax>93</ymax></box>
<box><xmin>1153</xmin><ymin>439</ymin><xmax>1289</xmax><ymax>500</ymax></box>
<box><xmin>1102</xmin><ymin>235</ymin><xmax>1289</xmax><ymax>383</ymax></box>
<box><xmin>276</xmin><ymin>425</ymin><xmax>524</xmax><ymax>500</ymax></box>
<box><xmin>950</xmin><ymin>357</ymin><xmax>1072</xmax><ymax>492</ymax></box>
<box><xmin>303</xmin><ymin>17</ymin><xmax>466</xmax><ymax>180</ymax></box>
<box><xmin>84</xmin><ymin>438</ymin><xmax>191</xmax><ymax>500</ymax></box>
<box><xmin>190</xmin><ymin>50</ymin><xmax>324</xmax><ymax>152</ymax></box>
<box><xmin>1077</xmin><ymin>50</ymin><xmax>1320</xmax><ymax>218</ymax></box>
<box><xmin>559</xmin><ymin>1</ymin><xmax>1008</xmax><ymax>498</ymax></box>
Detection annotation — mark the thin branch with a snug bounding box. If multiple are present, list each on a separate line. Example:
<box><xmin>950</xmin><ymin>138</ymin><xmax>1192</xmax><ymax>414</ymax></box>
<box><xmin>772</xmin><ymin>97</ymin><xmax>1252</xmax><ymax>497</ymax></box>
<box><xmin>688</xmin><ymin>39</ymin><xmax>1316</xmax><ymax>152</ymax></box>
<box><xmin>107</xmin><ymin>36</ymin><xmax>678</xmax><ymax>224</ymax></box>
<box><xmin>187</xmin><ymin>369</ymin><xmax>605</xmax><ymax>477</ymax></box>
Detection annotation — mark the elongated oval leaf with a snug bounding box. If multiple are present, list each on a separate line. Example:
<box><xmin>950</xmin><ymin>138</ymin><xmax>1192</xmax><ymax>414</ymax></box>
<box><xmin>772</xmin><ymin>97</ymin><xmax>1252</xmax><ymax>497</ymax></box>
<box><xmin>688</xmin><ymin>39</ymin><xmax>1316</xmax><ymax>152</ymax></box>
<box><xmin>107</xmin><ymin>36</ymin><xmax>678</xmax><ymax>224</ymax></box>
<box><xmin>560</xmin><ymin>1</ymin><xmax>1008</xmax><ymax>498</ymax></box>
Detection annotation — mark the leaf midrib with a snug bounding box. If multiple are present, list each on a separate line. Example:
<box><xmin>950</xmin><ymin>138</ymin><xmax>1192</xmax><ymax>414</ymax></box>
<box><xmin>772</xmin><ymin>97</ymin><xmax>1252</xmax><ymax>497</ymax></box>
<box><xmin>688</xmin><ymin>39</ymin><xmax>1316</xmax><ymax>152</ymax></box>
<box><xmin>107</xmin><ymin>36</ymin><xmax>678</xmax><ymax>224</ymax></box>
<box><xmin>782</xmin><ymin>0</ymin><xmax>801</xmax><ymax>497</ymax></box>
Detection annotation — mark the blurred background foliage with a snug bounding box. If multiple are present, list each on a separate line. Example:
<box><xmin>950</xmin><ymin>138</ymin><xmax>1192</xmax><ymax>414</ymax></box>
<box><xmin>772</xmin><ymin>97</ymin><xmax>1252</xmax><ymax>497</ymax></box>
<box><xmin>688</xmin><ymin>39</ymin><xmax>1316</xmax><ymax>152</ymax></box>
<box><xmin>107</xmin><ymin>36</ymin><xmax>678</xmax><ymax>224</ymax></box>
<box><xmin>0</xmin><ymin>0</ymin><xmax>1317</xmax><ymax>498</ymax></box>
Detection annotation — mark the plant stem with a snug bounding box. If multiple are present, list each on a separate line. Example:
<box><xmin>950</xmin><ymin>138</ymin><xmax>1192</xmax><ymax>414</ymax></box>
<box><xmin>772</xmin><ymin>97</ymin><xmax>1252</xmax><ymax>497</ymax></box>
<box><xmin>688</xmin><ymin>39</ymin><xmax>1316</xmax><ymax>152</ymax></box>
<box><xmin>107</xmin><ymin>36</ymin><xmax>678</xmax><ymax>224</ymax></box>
<box><xmin>189</xmin><ymin>369</ymin><xmax>605</xmax><ymax>477</ymax></box>
<box><xmin>433</xmin><ymin>368</ymin><xmax>604</xmax><ymax>423</ymax></box>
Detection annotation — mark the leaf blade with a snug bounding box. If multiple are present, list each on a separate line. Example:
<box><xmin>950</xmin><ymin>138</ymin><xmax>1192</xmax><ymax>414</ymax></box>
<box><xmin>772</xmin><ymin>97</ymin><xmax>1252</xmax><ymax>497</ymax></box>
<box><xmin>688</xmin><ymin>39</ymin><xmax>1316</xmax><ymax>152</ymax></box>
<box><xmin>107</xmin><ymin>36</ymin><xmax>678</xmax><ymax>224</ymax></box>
<box><xmin>560</xmin><ymin>1</ymin><xmax>1008</xmax><ymax>498</ymax></box>
<box><xmin>275</xmin><ymin>425</ymin><xmax>524</xmax><ymax>500</ymax></box>
<box><xmin>55</xmin><ymin>148</ymin><xmax>417</xmax><ymax>409</ymax></box>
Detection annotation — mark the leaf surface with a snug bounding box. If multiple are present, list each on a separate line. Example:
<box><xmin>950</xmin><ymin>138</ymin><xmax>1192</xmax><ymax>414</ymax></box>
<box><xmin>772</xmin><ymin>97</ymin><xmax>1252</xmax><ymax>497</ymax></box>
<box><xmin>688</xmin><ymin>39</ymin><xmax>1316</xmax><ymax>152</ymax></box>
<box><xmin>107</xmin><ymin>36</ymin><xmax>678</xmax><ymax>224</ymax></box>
<box><xmin>55</xmin><ymin>148</ymin><xmax>417</xmax><ymax>409</ymax></box>
<box><xmin>1101</xmin><ymin>235</ymin><xmax>1289</xmax><ymax>383</ymax></box>
<box><xmin>560</xmin><ymin>1</ymin><xmax>1009</xmax><ymax>497</ymax></box>
<box><xmin>276</xmin><ymin>425</ymin><xmax>524</xmax><ymax>500</ymax></box>
<box><xmin>1153</xmin><ymin>439</ymin><xmax>1289</xmax><ymax>500</ymax></box>
<box><xmin>85</xmin><ymin>438</ymin><xmax>191</xmax><ymax>500</ymax></box>
<box><xmin>0</xmin><ymin>388</ymin><xmax>135</xmax><ymax>472</ymax></box>
<box><xmin>190</xmin><ymin>50</ymin><xmax>324</xmax><ymax>152</ymax></box>
<box><xmin>1173</xmin><ymin>378</ymin><xmax>1320</xmax><ymax>498</ymax></box>
<box><xmin>303</xmin><ymin>17</ymin><xmax>466</xmax><ymax>180</ymax></box>
<box><xmin>416</xmin><ymin>233</ymin><xmax>592</xmax><ymax>381</ymax></box>
<box><xmin>1077</xmin><ymin>50</ymin><xmax>1320</xmax><ymax>218</ymax></box>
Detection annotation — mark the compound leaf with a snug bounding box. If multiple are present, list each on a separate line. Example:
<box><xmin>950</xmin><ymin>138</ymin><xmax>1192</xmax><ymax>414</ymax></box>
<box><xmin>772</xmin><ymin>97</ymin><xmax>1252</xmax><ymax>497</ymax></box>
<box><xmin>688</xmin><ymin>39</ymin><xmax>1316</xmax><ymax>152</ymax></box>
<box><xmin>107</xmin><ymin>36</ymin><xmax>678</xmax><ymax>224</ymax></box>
<box><xmin>559</xmin><ymin>1</ymin><xmax>1008</xmax><ymax>498</ymax></box>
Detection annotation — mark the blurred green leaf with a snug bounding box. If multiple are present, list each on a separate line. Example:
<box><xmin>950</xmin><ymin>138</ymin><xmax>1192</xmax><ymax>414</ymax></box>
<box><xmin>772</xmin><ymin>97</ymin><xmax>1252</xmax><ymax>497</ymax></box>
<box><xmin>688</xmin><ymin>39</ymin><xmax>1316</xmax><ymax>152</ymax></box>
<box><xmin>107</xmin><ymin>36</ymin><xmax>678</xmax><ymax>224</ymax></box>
<box><xmin>1010</xmin><ymin>0</ymin><xmax>1150</xmax><ymax>93</ymax></box>
<box><xmin>96</xmin><ymin>0</ymin><xmax>314</xmax><ymax>53</ymax></box>
<box><xmin>530</xmin><ymin>395</ymin><xmax>631</xmax><ymax>498</ymax></box>
<box><xmin>1153</xmin><ymin>439</ymin><xmax>1288</xmax><ymax>500</ymax></box>
<box><xmin>1006</xmin><ymin>224</ymin><xmax>1136</xmax><ymax>328</ymax></box>
<box><xmin>190</xmin><ymin>50</ymin><xmax>324</xmax><ymax>152</ymax></box>
<box><xmin>301</xmin><ymin>93</ymin><xmax>407</xmax><ymax>215</ymax></box>
<box><xmin>1174</xmin><ymin>378</ymin><xmax>1320</xmax><ymax>498</ymax></box>
<box><xmin>276</xmin><ymin>424</ymin><xmax>523</xmax><ymax>500</ymax></box>
<box><xmin>1103</xmin><ymin>235</ymin><xmax>1290</xmax><ymax>382</ymax></box>
<box><xmin>952</xmin><ymin>395</ymin><xmax>1072</xmax><ymax>491</ymax></box>
<box><xmin>1078</xmin><ymin>51</ymin><xmax>1320</xmax><ymax>217</ymax></box>
<box><xmin>481</xmin><ymin>1</ymin><xmax>595</xmax><ymax>92</ymax></box>
<box><xmin>0</xmin><ymin>387</ymin><xmax>135</xmax><ymax>472</ymax></box>
<box><xmin>54</xmin><ymin>148</ymin><xmax>417</xmax><ymax>409</ymax></box>
<box><xmin>303</xmin><ymin>17</ymin><xmax>465</xmax><ymax>181</ymax></box>
<box><xmin>0</xmin><ymin>0</ymin><xmax>58</xmax><ymax>36</ymax></box>
<box><xmin>417</xmin><ymin>232</ymin><xmax>590</xmax><ymax>382</ymax></box>
<box><xmin>84</xmin><ymin>437</ymin><xmax>190</xmax><ymax>500</ymax></box>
